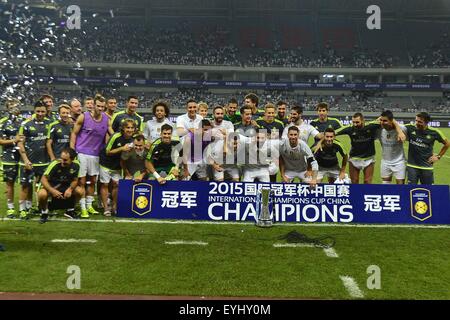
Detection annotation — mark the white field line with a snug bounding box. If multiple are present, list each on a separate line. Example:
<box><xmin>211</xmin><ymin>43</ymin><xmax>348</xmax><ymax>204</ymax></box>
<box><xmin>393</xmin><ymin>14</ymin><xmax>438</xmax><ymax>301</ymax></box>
<box><xmin>12</xmin><ymin>217</ymin><xmax>450</xmax><ymax>229</ymax></box>
<box><xmin>165</xmin><ymin>240</ymin><xmax>208</xmax><ymax>246</ymax></box>
<box><xmin>3</xmin><ymin>217</ymin><xmax>450</xmax><ymax>229</ymax></box>
<box><xmin>339</xmin><ymin>275</ymin><xmax>364</xmax><ymax>298</ymax></box>
<box><xmin>51</xmin><ymin>239</ymin><xmax>97</xmax><ymax>243</ymax></box>
<box><xmin>273</xmin><ymin>243</ymin><xmax>339</xmax><ymax>258</ymax></box>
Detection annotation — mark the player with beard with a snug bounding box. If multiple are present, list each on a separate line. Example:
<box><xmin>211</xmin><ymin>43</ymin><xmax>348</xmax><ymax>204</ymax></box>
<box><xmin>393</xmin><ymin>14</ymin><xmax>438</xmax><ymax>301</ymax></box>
<box><xmin>241</xmin><ymin>128</ymin><xmax>279</xmax><ymax>183</ymax></box>
<box><xmin>182</xmin><ymin>120</ymin><xmax>214</xmax><ymax>181</ymax></box>
<box><xmin>37</xmin><ymin>148</ymin><xmax>83</xmax><ymax>223</ymax></box>
<box><xmin>335</xmin><ymin>112</ymin><xmax>405</xmax><ymax>184</ymax></box>
<box><xmin>211</xmin><ymin>105</ymin><xmax>234</xmax><ymax>140</ymax></box>
<box><xmin>313</xmin><ymin>128</ymin><xmax>348</xmax><ymax>184</ymax></box>
<box><xmin>145</xmin><ymin>124</ymin><xmax>182</xmax><ymax>184</ymax></box>
<box><xmin>71</xmin><ymin>94</ymin><xmax>114</xmax><ymax>218</ymax></box>
<box><xmin>405</xmin><ymin>112</ymin><xmax>449</xmax><ymax>185</ymax></box>
<box><xmin>224</xmin><ymin>98</ymin><xmax>240</xmax><ymax>125</ymax></box>
<box><xmin>208</xmin><ymin>134</ymin><xmax>244</xmax><ymax>182</ymax></box>
<box><xmin>275</xmin><ymin>101</ymin><xmax>289</xmax><ymax>126</ymax></box>
<box><xmin>377</xmin><ymin>110</ymin><xmax>408</xmax><ymax>184</ymax></box>
<box><xmin>244</xmin><ymin>93</ymin><xmax>264</xmax><ymax>119</ymax></box>
<box><xmin>282</xmin><ymin>105</ymin><xmax>321</xmax><ymax>143</ymax></box>
<box><xmin>121</xmin><ymin>134</ymin><xmax>149</xmax><ymax>182</ymax></box>
<box><xmin>17</xmin><ymin>101</ymin><xmax>52</xmax><ymax>219</ymax></box>
<box><xmin>279</xmin><ymin>126</ymin><xmax>318</xmax><ymax>187</ymax></box>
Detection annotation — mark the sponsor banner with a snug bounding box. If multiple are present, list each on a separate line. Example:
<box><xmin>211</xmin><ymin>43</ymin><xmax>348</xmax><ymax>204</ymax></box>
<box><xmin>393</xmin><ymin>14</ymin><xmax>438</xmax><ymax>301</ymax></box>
<box><xmin>5</xmin><ymin>75</ymin><xmax>449</xmax><ymax>91</ymax></box>
<box><xmin>117</xmin><ymin>181</ymin><xmax>450</xmax><ymax>224</ymax></box>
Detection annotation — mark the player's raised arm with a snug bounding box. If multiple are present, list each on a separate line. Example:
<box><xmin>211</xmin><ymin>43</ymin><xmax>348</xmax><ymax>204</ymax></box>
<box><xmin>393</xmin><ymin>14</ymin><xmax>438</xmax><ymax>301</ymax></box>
<box><xmin>392</xmin><ymin>119</ymin><xmax>406</xmax><ymax>142</ymax></box>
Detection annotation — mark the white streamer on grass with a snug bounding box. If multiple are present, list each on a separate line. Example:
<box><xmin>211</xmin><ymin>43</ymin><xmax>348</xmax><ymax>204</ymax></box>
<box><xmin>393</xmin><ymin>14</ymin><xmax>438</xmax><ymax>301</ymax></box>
<box><xmin>273</xmin><ymin>243</ymin><xmax>339</xmax><ymax>258</ymax></box>
<box><xmin>51</xmin><ymin>239</ymin><xmax>97</xmax><ymax>243</ymax></box>
<box><xmin>165</xmin><ymin>240</ymin><xmax>208</xmax><ymax>246</ymax></box>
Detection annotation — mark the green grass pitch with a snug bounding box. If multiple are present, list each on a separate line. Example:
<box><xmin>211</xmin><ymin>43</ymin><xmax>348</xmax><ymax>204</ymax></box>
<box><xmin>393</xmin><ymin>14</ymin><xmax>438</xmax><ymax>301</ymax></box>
<box><xmin>0</xmin><ymin>128</ymin><xmax>449</xmax><ymax>299</ymax></box>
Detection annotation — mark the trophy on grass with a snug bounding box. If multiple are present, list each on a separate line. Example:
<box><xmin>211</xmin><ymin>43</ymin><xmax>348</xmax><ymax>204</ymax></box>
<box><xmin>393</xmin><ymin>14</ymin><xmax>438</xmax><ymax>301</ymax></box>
<box><xmin>256</xmin><ymin>186</ymin><xmax>273</xmax><ymax>228</ymax></box>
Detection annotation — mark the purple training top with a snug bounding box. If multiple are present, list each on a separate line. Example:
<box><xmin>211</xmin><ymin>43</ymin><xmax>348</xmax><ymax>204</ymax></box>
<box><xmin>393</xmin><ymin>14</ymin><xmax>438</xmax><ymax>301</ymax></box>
<box><xmin>188</xmin><ymin>130</ymin><xmax>212</xmax><ymax>163</ymax></box>
<box><xmin>75</xmin><ymin>111</ymin><xmax>109</xmax><ymax>156</ymax></box>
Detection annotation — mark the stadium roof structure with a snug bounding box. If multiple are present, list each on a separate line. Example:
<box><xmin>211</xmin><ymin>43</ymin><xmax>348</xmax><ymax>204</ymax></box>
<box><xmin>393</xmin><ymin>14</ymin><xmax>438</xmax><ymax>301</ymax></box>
<box><xmin>17</xmin><ymin>0</ymin><xmax>450</xmax><ymax>22</ymax></box>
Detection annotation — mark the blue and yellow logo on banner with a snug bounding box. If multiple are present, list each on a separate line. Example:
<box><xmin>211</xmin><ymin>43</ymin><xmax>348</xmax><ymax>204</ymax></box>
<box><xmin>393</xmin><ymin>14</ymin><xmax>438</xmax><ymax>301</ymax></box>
<box><xmin>410</xmin><ymin>188</ymin><xmax>432</xmax><ymax>221</ymax></box>
<box><xmin>131</xmin><ymin>183</ymin><xmax>153</xmax><ymax>216</ymax></box>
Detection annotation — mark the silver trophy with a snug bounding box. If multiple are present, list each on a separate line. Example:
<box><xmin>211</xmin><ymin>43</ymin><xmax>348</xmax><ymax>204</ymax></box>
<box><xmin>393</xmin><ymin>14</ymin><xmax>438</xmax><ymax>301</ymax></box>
<box><xmin>256</xmin><ymin>187</ymin><xmax>273</xmax><ymax>228</ymax></box>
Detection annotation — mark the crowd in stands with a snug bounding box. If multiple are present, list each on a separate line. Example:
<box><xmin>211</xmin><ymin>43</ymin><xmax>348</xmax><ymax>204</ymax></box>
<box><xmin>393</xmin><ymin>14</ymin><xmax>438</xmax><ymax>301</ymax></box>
<box><xmin>2</xmin><ymin>83</ymin><xmax>448</xmax><ymax>118</ymax></box>
<box><xmin>408</xmin><ymin>32</ymin><xmax>450</xmax><ymax>68</ymax></box>
<box><xmin>1</xmin><ymin>9</ymin><xmax>448</xmax><ymax>68</ymax></box>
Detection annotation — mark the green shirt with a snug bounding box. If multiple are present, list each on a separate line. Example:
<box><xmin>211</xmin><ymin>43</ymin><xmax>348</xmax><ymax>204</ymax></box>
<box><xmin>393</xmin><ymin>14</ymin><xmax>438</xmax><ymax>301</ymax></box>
<box><xmin>313</xmin><ymin>140</ymin><xmax>347</xmax><ymax>168</ymax></box>
<box><xmin>19</xmin><ymin>118</ymin><xmax>51</xmax><ymax>166</ymax></box>
<box><xmin>405</xmin><ymin>124</ymin><xmax>447</xmax><ymax>170</ymax></box>
<box><xmin>336</xmin><ymin>122</ymin><xmax>380</xmax><ymax>159</ymax></box>
<box><xmin>44</xmin><ymin>159</ymin><xmax>80</xmax><ymax>187</ymax></box>
<box><xmin>310</xmin><ymin>117</ymin><xmax>343</xmax><ymax>133</ymax></box>
<box><xmin>0</xmin><ymin>115</ymin><xmax>24</xmax><ymax>164</ymax></box>
<box><xmin>111</xmin><ymin>111</ymin><xmax>144</xmax><ymax>133</ymax></box>
<box><xmin>47</xmin><ymin>121</ymin><xmax>73</xmax><ymax>159</ymax></box>
<box><xmin>99</xmin><ymin>132</ymin><xmax>133</xmax><ymax>170</ymax></box>
<box><xmin>224</xmin><ymin>111</ymin><xmax>241</xmax><ymax>125</ymax></box>
<box><xmin>147</xmin><ymin>138</ymin><xmax>181</xmax><ymax>171</ymax></box>
<box><xmin>276</xmin><ymin>115</ymin><xmax>289</xmax><ymax>126</ymax></box>
<box><xmin>255</xmin><ymin>118</ymin><xmax>285</xmax><ymax>138</ymax></box>
<box><xmin>251</xmin><ymin>109</ymin><xmax>265</xmax><ymax>120</ymax></box>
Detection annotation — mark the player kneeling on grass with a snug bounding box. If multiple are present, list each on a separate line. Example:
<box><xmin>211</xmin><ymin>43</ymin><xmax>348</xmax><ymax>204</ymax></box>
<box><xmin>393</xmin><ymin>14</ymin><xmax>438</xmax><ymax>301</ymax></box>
<box><xmin>121</xmin><ymin>134</ymin><xmax>149</xmax><ymax>182</ymax></box>
<box><xmin>279</xmin><ymin>126</ymin><xmax>318</xmax><ymax>188</ymax></box>
<box><xmin>313</xmin><ymin>128</ymin><xmax>348</xmax><ymax>184</ymax></box>
<box><xmin>37</xmin><ymin>148</ymin><xmax>83</xmax><ymax>223</ymax></box>
<box><xmin>241</xmin><ymin>128</ymin><xmax>280</xmax><ymax>183</ymax></box>
<box><xmin>145</xmin><ymin>124</ymin><xmax>182</xmax><ymax>184</ymax></box>
<box><xmin>208</xmin><ymin>133</ymin><xmax>243</xmax><ymax>182</ymax></box>
<box><xmin>182</xmin><ymin>120</ymin><xmax>214</xmax><ymax>181</ymax></box>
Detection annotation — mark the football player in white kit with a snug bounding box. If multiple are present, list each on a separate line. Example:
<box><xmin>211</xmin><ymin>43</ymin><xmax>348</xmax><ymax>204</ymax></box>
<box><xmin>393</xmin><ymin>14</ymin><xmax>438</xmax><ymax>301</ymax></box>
<box><xmin>279</xmin><ymin>126</ymin><xmax>318</xmax><ymax>188</ymax></box>
<box><xmin>282</xmin><ymin>105</ymin><xmax>322</xmax><ymax>143</ymax></box>
<box><xmin>207</xmin><ymin>133</ymin><xmax>243</xmax><ymax>182</ymax></box>
<box><xmin>143</xmin><ymin>101</ymin><xmax>176</xmax><ymax>143</ymax></box>
<box><xmin>377</xmin><ymin>110</ymin><xmax>407</xmax><ymax>184</ymax></box>
<box><xmin>241</xmin><ymin>128</ymin><xmax>279</xmax><ymax>183</ymax></box>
